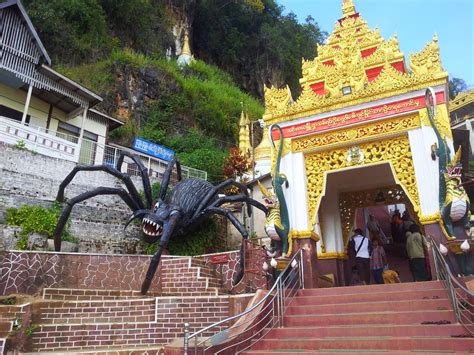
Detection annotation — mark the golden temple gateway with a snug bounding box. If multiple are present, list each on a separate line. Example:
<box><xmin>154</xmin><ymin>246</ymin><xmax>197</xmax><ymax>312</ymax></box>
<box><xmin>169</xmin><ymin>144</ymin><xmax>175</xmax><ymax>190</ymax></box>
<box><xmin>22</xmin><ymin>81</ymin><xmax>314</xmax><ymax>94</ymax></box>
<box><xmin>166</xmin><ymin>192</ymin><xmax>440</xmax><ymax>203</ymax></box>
<box><xmin>240</xmin><ymin>0</ymin><xmax>459</xmax><ymax>283</ymax></box>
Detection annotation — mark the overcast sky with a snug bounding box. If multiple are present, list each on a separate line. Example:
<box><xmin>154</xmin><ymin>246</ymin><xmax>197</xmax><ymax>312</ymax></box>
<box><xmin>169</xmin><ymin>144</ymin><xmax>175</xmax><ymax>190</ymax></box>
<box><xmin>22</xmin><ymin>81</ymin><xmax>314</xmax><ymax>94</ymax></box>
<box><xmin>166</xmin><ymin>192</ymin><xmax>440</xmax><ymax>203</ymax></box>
<box><xmin>278</xmin><ymin>0</ymin><xmax>474</xmax><ymax>88</ymax></box>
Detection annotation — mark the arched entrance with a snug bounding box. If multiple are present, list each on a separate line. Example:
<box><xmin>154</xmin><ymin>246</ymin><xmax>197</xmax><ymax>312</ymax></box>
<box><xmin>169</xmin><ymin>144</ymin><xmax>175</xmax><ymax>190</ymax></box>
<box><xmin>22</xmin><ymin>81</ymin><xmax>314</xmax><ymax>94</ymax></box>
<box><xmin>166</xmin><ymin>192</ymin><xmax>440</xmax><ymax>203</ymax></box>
<box><xmin>307</xmin><ymin>142</ymin><xmax>422</xmax><ymax>285</ymax></box>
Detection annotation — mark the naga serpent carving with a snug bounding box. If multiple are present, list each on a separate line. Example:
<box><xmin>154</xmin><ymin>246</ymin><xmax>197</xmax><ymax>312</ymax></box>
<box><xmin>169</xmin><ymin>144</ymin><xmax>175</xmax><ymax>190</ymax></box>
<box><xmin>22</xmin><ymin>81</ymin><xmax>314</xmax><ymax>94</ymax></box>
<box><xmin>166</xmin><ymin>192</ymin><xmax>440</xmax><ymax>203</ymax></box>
<box><xmin>442</xmin><ymin>148</ymin><xmax>471</xmax><ymax>238</ymax></box>
<box><xmin>258</xmin><ymin>124</ymin><xmax>290</xmax><ymax>256</ymax></box>
<box><xmin>426</xmin><ymin>87</ymin><xmax>470</xmax><ymax>239</ymax></box>
<box><xmin>54</xmin><ymin>152</ymin><xmax>267</xmax><ymax>294</ymax></box>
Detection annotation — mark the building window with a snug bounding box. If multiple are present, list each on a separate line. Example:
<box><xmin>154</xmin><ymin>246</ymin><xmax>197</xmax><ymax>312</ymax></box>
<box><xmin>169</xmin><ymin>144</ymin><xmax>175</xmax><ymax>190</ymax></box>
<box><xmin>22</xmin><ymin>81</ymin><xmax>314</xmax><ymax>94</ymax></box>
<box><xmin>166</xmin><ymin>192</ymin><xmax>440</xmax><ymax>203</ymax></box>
<box><xmin>0</xmin><ymin>105</ymin><xmax>30</xmax><ymax>124</ymax></box>
<box><xmin>56</xmin><ymin>121</ymin><xmax>99</xmax><ymax>165</ymax></box>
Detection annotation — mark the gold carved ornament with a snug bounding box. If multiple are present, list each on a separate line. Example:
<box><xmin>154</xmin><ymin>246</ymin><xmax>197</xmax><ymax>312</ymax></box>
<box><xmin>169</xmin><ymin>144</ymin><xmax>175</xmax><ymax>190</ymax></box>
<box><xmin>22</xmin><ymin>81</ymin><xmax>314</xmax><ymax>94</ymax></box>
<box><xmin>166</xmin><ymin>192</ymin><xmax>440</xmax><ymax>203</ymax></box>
<box><xmin>338</xmin><ymin>186</ymin><xmax>419</xmax><ymax>251</ymax></box>
<box><xmin>410</xmin><ymin>34</ymin><xmax>444</xmax><ymax>76</ymax></box>
<box><xmin>304</xmin><ymin>135</ymin><xmax>421</xmax><ymax>246</ymax></box>
<box><xmin>419</xmin><ymin>105</ymin><xmax>453</xmax><ymax>141</ymax></box>
<box><xmin>262</xmin><ymin>10</ymin><xmax>447</xmax><ymax>126</ymax></box>
<box><xmin>292</xmin><ymin>112</ymin><xmax>421</xmax><ymax>153</ymax></box>
<box><xmin>264</xmin><ymin>85</ymin><xmax>293</xmax><ymax>116</ymax></box>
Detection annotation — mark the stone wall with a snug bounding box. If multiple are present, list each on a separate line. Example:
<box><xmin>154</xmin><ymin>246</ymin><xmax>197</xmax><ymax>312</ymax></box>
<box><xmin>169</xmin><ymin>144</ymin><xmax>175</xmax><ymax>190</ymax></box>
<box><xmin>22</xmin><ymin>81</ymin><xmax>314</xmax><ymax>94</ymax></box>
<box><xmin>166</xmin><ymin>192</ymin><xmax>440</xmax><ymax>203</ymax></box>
<box><xmin>0</xmin><ymin>143</ymin><xmax>155</xmax><ymax>251</ymax></box>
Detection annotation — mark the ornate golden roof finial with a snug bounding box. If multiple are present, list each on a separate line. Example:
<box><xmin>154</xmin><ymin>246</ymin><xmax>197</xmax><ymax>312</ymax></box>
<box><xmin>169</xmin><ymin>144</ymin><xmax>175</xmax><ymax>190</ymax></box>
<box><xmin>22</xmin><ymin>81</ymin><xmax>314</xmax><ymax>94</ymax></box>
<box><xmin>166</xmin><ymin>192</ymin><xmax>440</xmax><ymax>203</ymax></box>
<box><xmin>342</xmin><ymin>0</ymin><xmax>356</xmax><ymax>17</ymax></box>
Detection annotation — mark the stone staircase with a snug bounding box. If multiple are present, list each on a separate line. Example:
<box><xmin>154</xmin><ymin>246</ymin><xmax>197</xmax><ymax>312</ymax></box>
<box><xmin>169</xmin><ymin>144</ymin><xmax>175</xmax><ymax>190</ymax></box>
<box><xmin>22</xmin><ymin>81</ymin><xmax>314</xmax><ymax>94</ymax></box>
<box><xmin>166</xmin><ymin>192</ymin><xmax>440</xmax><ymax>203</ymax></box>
<box><xmin>242</xmin><ymin>281</ymin><xmax>474</xmax><ymax>353</ymax></box>
<box><xmin>14</xmin><ymin>257</ymin><xmax>232</xmax><ymax>354</ymax></box>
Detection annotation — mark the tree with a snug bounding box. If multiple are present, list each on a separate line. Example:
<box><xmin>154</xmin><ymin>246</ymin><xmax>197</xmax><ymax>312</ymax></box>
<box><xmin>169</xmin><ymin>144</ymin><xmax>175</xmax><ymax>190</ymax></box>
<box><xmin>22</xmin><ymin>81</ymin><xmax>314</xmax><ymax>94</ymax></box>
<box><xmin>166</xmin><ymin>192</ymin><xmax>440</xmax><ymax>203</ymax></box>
<box><xmin>223</xmin><ymin>147</ymin><xmax>253</xmax><ymax>180</ymax></box>
<box><xmin>192</xmin><ymin>0</ymin><xmax>326</xmax><ymax>98</ymax></box>
<box><xmin>23</xmin><ymin>0</ymin><xmax>111</xmax><ymax>65</ymax></box>
<box><xmin>449</xmin><ymin>77</ymin><xmax>468</xmax><ymax>100</ymax></box>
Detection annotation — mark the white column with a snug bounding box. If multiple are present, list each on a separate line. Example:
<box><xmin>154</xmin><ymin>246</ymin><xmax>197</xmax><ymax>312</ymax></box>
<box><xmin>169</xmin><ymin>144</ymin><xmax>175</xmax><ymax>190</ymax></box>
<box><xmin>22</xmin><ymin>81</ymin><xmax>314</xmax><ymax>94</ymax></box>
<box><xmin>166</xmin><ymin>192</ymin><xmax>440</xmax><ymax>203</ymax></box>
<box><xmin>78</xmin><ymin>105</ymin><xmax>88</xmax><ymax>142</ymax></box>
<box><xmin>21</xmin><ymin>84</ymin><xmax>33</xmax><ymax>125</ymax></box>
<box><xmin>408</xmin><ymin>126</ymin><xmax>441</xmax><ymax>216</ymax></box>
<box><xmin>281</xmin><ymin>151</ymin><xmax>309</xmax><ymax>231</ymax></box>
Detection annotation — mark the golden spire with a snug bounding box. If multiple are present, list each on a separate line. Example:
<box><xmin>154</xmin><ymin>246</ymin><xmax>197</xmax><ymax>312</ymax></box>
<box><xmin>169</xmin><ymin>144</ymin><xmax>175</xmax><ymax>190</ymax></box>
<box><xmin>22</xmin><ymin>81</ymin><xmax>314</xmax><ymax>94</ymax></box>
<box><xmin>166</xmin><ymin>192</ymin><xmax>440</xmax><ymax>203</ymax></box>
<box><xmin>178</xmin><ymin>28</ymin><xmax>194</xmax><ymax>66</ymax></box>
<box><xmin>238</xmin><ymin>110</ymin><xmax>251</xmax><ymax>153</ymax></box>
<box><xmin>342</xmin><ymin>0</ymin><xmax>356</xmax><ymax>17</ymax></box>
<box><xmin>181</xmin><ymin>30</ymin><xmax>192</xmax><ymax>56</ymax></box>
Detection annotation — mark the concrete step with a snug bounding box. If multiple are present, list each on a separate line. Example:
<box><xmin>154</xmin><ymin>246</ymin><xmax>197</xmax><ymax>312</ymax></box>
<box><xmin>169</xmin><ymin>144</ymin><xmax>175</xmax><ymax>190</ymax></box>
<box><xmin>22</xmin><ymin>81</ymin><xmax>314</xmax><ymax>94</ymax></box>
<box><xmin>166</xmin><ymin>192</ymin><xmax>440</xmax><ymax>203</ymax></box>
<box><xmin>297</xmin><ymin>280</ymin><xmax>442</xmax><ymax>297</ymax></box>
<box><xmin>292</xmin><ymin>288</ymin><xmax>448</xmax><ymax>306</ymax></box>
<box><xmin>284</xmin><ymin>309</ymin><xmax>456</xmax><ymax>327</ymax></box>
<box><xmin>286</xmin><ymin>298</ymin><xmax>452</xmax><ymax>315</ymax></box>
<box><xmin>265</xmin><ymin>324</ymin><xmax>468</xmax><ymax>339</ymax></box>
<box><xmin>250</xmin><ymin>337</ymin><xmax>474</xmax><ymax>352</ymax></box>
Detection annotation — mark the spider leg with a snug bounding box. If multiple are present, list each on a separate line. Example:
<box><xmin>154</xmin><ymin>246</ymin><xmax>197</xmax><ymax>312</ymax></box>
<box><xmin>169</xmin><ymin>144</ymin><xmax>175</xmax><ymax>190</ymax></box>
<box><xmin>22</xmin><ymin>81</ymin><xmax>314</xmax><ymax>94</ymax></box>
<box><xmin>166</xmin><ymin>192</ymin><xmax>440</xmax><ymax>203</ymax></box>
<box><xmin>56</xmin><ymin>165</ymin><xmax>145</xmax><ymax>210</ymax></box>
<box><xmin>202</xmin><ymin>207</ymin><xmax>248</xmax><ymax>286</ymax></box>
<box><xmin>116</xmin><ymin>152</ymin><xmax>152</xmax><ymax>209</ymax></box>
<box><xmin>158</xmin><ymin>157</ymin><xmax>182</xmax><ymax>202</ymax></box>
<box><xmin>192</xmin><ymin>179</ymin><xmax>250</xmax><ymax>220</ymax></box>
<box><xmin>54</xmin><ymin>187</ymin><xmax>140</xmax><ymax>252</ymax></box>
<box><xmin>141</xmin><ymin>212</ymin><xmax>180</xmax><ymax>295</ymax></box>
<box><xmin>211</xmin><ymin>195</ymin><xmax>267</xmax><ymax>215</ymax></box>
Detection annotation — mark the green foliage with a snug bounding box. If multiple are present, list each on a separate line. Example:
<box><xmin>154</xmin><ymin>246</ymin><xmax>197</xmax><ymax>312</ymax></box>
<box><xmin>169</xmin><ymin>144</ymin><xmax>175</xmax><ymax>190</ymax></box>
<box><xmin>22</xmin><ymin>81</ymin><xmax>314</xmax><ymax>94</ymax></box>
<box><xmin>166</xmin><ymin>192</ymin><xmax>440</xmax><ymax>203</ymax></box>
<box><xmin>14</xmin><ymin>140</ymin><xmax>27</xmax><ymax>151</ymax></box>
<box><xmin>23</xmin><ymin>0</ymin><xmax>111</xmax><ymax>64</ymax></box>
<box><xmin>26</xmin><ymin>323</ymin><xmax>39</xmax><ymax>337</ymax></box>
<box><xmin>23</xmin><ymin>0</ymin><xmax>173</xmax><ymax>65</ymax></box>
<box><xmin>449</xmin><ymin>77</ymin><xmax>468</xmax><ymax>100</ymax></box>
<box><xmin>6</xmin><ymin>203</ymin><xmax>74</xmax><ymax>243</ymax></box>
<box><xmin>56</xmin><ymin>61</ymin><xmax>113</xmax><ymax>95</ymax></box>
<box><xmin>0</xmin><ymin>297</ymin><xmax>16</xmax><ymax>305</ymax></box>
<box><xmin>15</xmin><ymin>235</ymin><xmax>28</xmax><ymax>251</ymax></box>
<box><xmin>193</xmin><ymin>0</ymin><xmax>326</xmax><ymax>97</ymax></box>
<box><xmin>145</xmin><ymin>217</ymin><xmax>219</xmax><ymax>256</ymax></box>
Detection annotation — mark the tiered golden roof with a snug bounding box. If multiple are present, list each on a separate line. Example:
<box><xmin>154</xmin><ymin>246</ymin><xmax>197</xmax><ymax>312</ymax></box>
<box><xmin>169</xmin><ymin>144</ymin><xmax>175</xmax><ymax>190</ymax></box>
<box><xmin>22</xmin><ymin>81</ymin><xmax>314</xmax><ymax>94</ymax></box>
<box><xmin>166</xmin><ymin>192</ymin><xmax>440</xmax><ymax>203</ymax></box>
<box><xmin>449</xmin><ymin>89</ymin><xmax>474</xmax><ymax>112</ymax></box>
<box><xmin>262</xmin><ymin>0</ymin><xmax>448</xmax><ymax>124</ymax></box>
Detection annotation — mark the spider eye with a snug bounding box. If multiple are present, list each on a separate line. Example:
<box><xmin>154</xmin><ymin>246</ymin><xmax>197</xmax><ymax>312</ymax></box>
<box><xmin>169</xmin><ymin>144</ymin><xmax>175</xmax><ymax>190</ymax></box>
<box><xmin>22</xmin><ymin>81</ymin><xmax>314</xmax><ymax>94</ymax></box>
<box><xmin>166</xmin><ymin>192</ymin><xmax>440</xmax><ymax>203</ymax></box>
<box><xmin>154</xmin><ymin>202</ymin><xmax>160</xmax><ymax>211</ymax></box>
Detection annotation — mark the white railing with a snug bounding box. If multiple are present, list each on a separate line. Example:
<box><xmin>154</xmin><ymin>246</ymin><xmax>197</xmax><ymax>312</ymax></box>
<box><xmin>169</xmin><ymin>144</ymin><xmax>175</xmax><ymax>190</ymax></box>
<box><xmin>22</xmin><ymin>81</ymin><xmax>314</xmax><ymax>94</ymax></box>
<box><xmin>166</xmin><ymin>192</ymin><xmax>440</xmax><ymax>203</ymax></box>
<box><xmin>0</xmin><ymin>115</ymin><xmax>207</xmax><ymax>181</ymax></box>
<box><xmin>184</xmin><ymin>248</ymin><xmax>304</xmax><ymax>354</ymax></box>
<box><xmin>0</xmin><ymin>115</ymin><xmax>78</xmax><ymax>162</ymax></box>
<box><xmin>429</xmin><ymin>236</ymin><xmax>474</xmax><ymax>335</ymax></box>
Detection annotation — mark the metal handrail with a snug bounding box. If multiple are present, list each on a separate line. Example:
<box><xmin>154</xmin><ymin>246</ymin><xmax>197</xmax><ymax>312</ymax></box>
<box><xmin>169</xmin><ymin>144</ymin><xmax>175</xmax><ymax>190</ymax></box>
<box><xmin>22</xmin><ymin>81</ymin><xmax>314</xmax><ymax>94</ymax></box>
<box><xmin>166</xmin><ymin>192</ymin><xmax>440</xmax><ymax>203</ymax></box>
<box><xmin>184</xmin><ymin>248</ymin><xmax>305</xmax><ymax>354</ymax></box>
<box><xmin>429</xmin><ymin>236</ymin><xmax>474</xmax><ymax>335</ymax></box>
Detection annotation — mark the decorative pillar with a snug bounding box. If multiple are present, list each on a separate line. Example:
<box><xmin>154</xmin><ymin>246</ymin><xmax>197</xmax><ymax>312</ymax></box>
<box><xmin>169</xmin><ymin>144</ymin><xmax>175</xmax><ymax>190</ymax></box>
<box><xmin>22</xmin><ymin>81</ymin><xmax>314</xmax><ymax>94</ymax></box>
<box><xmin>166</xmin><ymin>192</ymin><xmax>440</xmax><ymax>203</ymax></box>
<box><xmin>21</xmin><ymin>84</ymin><xmax>33</xmax><ymax>125</ymax></box>
<box><xmin>78</xmin><ymin>105</ymin><xmax>89</xmax><ymax>142</ymax></box>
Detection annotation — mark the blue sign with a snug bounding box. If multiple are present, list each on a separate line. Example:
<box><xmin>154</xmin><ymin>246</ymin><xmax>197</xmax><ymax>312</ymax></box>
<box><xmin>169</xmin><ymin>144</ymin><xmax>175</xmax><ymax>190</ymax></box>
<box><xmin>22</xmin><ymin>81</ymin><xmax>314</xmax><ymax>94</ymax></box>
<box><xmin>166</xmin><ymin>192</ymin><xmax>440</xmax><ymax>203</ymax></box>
<box><xmin>132</xmin><ymin>137</ymin><xmax>174</xmax><ymax>161</ymax></box>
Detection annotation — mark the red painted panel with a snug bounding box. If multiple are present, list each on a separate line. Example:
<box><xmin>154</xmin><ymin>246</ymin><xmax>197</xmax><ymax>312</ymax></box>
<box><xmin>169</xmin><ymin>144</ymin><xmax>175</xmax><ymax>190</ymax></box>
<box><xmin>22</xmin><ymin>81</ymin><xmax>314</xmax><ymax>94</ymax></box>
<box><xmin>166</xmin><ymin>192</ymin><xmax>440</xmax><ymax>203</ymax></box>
<box><xmin>209</xmin><ymin>254</ymin><xmax>229</xmax><ymax>264</ymax></box>
<box><xmin>365</xmin><ymin>65</ymin><xmax>383</xmax><ymax>82</ymax></box>
<box><xmin>361</xmin><ymin>47</ymin><xmax>377</xmax><ymax>58</ymax></box>
<box><xmin>391</xmin><ymin>60</ymin><xmax>406</xmax><ymax>73</ymax></box>
<box><xmin>322</xmin><ymin>60</ymin><xmax>335</xmax><ymax>66</ymax></box>
<box><xmin>271</xmin><ymin>91</ymin><xmax>446</xmax><ymax>140</ymax></box>
<box><xmin>310</xmin><ymin>82</ymin><xmax>326</xmax><ymax>96</ymax></box>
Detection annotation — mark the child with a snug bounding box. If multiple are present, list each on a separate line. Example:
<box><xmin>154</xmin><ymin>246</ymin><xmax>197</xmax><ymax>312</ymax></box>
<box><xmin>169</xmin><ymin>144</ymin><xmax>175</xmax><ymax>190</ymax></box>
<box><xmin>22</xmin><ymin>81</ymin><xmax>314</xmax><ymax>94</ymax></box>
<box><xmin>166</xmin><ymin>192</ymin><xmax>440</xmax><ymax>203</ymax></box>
<box><xmin>370</xmin><ymin>238</ymin><xmax>386</xmax><ymax>284</ymax></box>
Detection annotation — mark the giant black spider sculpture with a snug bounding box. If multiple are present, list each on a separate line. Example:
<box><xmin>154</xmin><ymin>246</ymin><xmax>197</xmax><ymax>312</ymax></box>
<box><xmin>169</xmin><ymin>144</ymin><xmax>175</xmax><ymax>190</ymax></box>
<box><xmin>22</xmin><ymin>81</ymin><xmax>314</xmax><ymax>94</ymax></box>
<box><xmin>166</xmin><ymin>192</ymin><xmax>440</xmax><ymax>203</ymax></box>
<box><xmin>54</xmin><ymin>152</ymin><xmax>267</xmax><ymax>294</ymax></box>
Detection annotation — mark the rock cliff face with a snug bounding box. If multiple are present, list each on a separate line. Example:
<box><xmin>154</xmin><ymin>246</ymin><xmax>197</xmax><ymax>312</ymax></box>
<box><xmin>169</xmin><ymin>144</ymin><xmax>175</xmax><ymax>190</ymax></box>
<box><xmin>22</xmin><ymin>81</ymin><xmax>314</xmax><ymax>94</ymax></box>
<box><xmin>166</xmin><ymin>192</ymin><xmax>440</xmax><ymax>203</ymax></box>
<box><xmin>111</xmin><ymin>64</ymin><xmax>179</xmax><ymax>127</ymax></box>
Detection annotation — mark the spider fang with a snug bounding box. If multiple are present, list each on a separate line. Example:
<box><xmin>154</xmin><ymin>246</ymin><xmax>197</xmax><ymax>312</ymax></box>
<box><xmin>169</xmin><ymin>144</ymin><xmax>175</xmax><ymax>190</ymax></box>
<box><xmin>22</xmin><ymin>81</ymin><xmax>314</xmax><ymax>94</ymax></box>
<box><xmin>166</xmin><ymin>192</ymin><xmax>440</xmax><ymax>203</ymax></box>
<box><xmin>142</xmin><ymin>218</ymin><xmax>162</xmax><ymax>236</ymax></box>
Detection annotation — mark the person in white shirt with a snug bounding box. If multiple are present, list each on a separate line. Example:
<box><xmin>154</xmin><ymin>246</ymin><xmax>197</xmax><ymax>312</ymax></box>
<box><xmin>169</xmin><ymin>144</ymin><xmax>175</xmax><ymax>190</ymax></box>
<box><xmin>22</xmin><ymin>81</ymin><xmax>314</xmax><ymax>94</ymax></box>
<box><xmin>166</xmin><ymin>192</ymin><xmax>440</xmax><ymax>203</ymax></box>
<box><xmin>351</xmin><ymin>228</ymin><xmax>371</xmax><ymax>284</ymax></box>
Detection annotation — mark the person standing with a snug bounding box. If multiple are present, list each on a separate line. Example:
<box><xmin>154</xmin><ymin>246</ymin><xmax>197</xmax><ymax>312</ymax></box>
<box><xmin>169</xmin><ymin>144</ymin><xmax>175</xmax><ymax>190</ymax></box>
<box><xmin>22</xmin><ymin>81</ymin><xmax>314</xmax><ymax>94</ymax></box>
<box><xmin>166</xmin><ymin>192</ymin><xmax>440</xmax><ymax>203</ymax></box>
<box><xmin>352</xmin><ymin>228</ymin><xmax>371</xmax><ymax>285</ymax></box>
<box><xmin>370</xmin><ymin>238</ymin><xmax>387</xmax><ymax>284</ymax></box>
<box><xmin>406</xmin><ymin>224</ymin><xmax>429</xmax><ymax>281</ymax></box>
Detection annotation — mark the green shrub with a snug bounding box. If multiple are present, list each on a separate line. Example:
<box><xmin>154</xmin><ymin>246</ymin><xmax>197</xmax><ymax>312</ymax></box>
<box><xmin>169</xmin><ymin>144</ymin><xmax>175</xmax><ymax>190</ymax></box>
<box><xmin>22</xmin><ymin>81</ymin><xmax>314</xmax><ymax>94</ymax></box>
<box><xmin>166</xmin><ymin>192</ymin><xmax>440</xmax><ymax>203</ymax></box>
<box><xmin>6</xmin><ymin>203</ymin><xmax>75</xmax><ymax>244</ymax></box>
